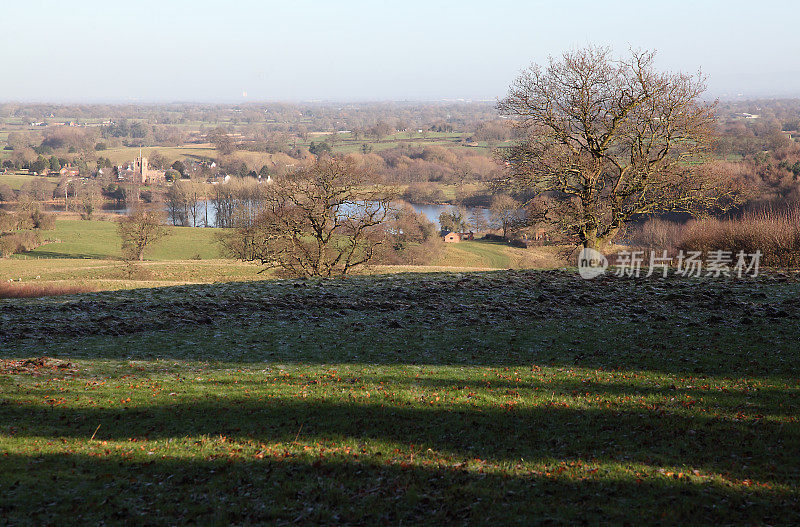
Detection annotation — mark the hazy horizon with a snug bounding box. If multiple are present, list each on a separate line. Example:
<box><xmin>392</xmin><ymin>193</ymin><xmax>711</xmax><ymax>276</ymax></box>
<box><xmin>2</xmin><ymin>0</ymin><xmax>799</xmax><ymax>103</ymax></box>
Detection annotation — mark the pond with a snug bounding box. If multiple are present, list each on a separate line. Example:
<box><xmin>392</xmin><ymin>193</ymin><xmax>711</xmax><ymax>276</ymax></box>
<box><xmin>1</xmin><ymin>200</ymin><xmax>493</xmax><ymax>230</ymax></box>
<box><xmin>410</xmin><ymin>203</ymin><xmax>491</xmax><ymax>229</ymax></box>
<box><xmin>0</xmin><ymin>202</ymin><xmax>130</xmax><ymax>214</ymax></box>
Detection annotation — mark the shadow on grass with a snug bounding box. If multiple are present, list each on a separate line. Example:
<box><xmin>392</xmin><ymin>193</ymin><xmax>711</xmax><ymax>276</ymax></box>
<box><xmin>0</xmin><ymin>450</ymin><xmax>796</xmax><ymax>525</ymax></box>
<box><xmin>3</xmin><ymin>397</ymin><xmax>798</xmax><ymax>486</ymax></box>
<box><xmin>22</xmin><ymin>250</ymin><xmax>115</xmax><ymax>260</ymax></box>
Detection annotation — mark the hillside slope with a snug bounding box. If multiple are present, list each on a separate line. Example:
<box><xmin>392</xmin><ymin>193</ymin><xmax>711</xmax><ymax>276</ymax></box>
<box><xmin>1</xmin><ymin>270</ymin><xmax>799</xmax><ymax>524</ymax></box>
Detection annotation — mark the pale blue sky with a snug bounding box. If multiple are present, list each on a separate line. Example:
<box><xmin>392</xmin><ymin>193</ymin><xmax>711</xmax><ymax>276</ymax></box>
<box><xmin>1</xmin><ymin>0</ymin><xmax>798</xmax><ymax>102</ymax></box>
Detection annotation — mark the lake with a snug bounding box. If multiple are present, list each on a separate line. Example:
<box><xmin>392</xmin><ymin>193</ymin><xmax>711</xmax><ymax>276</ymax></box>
<box><xmin>1</xmin><ymin>200</ymin><xmax>492</xmax><ymax>230</ymax></box>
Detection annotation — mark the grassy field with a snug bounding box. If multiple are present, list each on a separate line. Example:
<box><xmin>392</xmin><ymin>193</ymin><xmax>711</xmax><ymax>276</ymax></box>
<box><xmin>22</xmin><ymin>219</ymin><xmax>225</xmax><ymax>260</ymax></box>
<box><xmin>0</xmin><ymin>219</ymin><xmax>265</xmax><ymax>290</ymax></box>
<box><xmin>0</xmin><ymin>173</ymin><xmax>60</xmax><ymax>192</ymax></box>
<box><xmin>0</xmin><ymin>219</ymin><xmax>558</xmax><ymax>292</ymax></box>
<box><xmin>96</xmin><ymin>145</ymin><xmax>218</xmax><ymax>165</ymax></box>
<box><xmin>433</xmin><ymin>240</ymin><xmax>516</xmax><ymax>268</ymax></box>
<box><xmin>79</xmin><ymin>131</ymin><xmax>502</xmax><ymax>167</ymax></box>
<box><xmin>0</xmin><ymin>258</ymin><xmax>267</xmax><ymax>291</ymax></box>
<box><xmin>433</xmin><ymin>240</ymin><xmax>565</xmax><ymax>270</ymax></box>
<box><xmin>301</xmin><ymin>131</ymin><xmax>508</xmax><ymax>156</ymax></box>
<box><xmin>0</xmin><ymin>271</ymin><xmax>798</xmax><ymax>524</ymax></box>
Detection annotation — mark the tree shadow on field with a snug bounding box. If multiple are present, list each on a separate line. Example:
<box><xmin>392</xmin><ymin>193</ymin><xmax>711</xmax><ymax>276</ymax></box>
<box><xmin>3</xmin><ymin>396</ymin><xmax>799</xmax><ymax>487</ymax></box>
<box><xmin>0</xmin><ymin>452</ymin><xmax>794</xmax><ymax>525</ymax></box>
<box><xmin>21</xmin><ymin>249</ymin><xmax>113</xmax><ymax>260</ymax></box>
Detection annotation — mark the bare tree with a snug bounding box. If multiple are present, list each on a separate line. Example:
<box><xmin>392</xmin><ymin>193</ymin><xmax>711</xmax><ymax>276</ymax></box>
<box><xmin>166</xmin><ymin>181</ymin><xmax>190</xmax><ymax>226</ymax></box>
<box><xmin>75</xmin><ymin>180</ymin><xmax>103</xmax><ymax>220</ymax></box>
<box><xmin>222</xmin><ymin>158</ymin><xmax>393</xmax><ymax>277</ymax></box>
<box><xmin>118</xmin><ymin>208</ymin><xmax>168</xmax><ymax>261</ymax></box>
<box><xmin>469</xmin><ymin>207</ymin><xmax>489</xmax><ymax>234</ymax></box>
<box><xmin>207</xmin><ymin>127</ymin><xmax>236</xmax><ymax>155</ymax></box>
<box><xmin>490</xmin><ymin>194</ymin><xmax>523</xmax><ymax>238</ymax></box>
<box><xmin>187</xmin><ymin>181</ymin><xmax>206</xmax><ymax>228</ymax></box>
<box><xmin>497</xmin><ymin>47</ymin><xmax>740</xmax><ymax>251</ymax></box>
<box><xmin>212</xmin><ymin>178</ymin><xmax>269</xmax><ymax>229</ymax></box>
<box><xmin>167</xmin><ymin>180</ymin><xmax>207</xmax><ymax>227</ymax></box>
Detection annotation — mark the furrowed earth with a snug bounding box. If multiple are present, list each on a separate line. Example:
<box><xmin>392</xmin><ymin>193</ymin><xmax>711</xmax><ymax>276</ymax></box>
<box><xmin>1</xmin><ymin>270</ymin><xmax>799</xmax><ymax>525</ymax></box>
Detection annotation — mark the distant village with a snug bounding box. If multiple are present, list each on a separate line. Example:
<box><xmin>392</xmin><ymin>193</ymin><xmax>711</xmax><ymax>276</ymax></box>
<box><xmin>110</xmin><ymin>154</ymin><xmax>165</xmax><ymax>186</ymax></box>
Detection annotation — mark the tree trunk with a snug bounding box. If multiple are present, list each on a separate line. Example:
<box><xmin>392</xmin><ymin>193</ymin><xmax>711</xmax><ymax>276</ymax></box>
<box><xmin>582</xmin><ymin>227</ymin><xmax>619</xmax><ymax>253</ymax></box>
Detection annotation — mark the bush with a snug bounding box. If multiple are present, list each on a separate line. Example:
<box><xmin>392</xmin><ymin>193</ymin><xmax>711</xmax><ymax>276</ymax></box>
<box><xmin>30</xmin><ymin>209</ymin><xmax>55</xmax><ymax>230</ymax></box>
<box><xmin>402</xmin><ymin>182</ymin><xmax>447</xmax><ymax>204</ymax></box>
<box><xmin>0</xmin><ymin>184</ymin><xmax>16</xmax><ymax>202</ymax></box>
<box><xmin>0</xmin><ymin>236</ymin><xmax>16</xmax><ymax>257</ymax></box>
<box><xmin>0</xmin><ymin>231</ymin><xmax>42</xmax><ymax>257</ymax></box>
<box><xmin>0</xmin><ymin>209</ymin><xmax>55</xmax><ymax>232</ymax></box>
<box><xmin>483</xmin><ymin>233</ymin><xmax>506</xmax><ymax>242</ymax></box>
<box><xmin>0</xmin><ymin>211</ymin><xmax>17</xmax><ymax>233</ymax></box>
<box><xmin>633</xmin><ymin>206</ymin><xmax>800</xmax><ymax>269</ymax></box>
<box><xmin>378</xmin><ymin>237</ymin><xmax>444</xmax><ymax>266</ymax></box>
<box><xmin>680</xmin><ymin>207</ymin><xmax>800</xmax><ymax>268</ymax></box>
<box><xmin>629</xmin><ymin>218</ymin><xmax>685</xmax><ymax>254</ymax></box>
<box><xmin>120</xmin><ymin>260</ymin><xmax>153</xmax><ymax>280</ymax></box>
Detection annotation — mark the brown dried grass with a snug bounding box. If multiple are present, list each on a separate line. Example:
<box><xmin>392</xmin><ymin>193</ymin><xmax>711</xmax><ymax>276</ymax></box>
<box><xmin>0</xmin><ymin>282</ymin><xmax>96</xmax><ymax>299</ymax></box>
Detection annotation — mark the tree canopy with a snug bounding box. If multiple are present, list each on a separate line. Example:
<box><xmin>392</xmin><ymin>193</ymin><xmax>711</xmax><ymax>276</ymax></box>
<box><xmin>498</xmin><ymin>47</ymin><xmax>740</xmax><ymax>250</ymax></box>
<box><xmin>223</xmin><ymin>158</ymin><xmax>393</xmax><ymax>278</ymax></box>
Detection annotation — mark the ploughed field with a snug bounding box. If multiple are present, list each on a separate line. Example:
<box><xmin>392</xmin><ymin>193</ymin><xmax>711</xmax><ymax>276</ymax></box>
<box><xmin>1</xmin><ymin>270</ymin><xmax>799</xmax><ymax>525</ymax></box>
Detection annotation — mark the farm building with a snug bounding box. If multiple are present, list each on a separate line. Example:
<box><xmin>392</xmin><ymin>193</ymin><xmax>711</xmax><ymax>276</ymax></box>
<box><xmin>442</xmin><ymin>231</ymin><xmax>475</xmax><ymax>243</ymax></box>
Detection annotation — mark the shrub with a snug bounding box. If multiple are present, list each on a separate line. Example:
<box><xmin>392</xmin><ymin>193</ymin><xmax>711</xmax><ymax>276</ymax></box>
<box><xmin>30</xmin><ymin>209</ymin><xmax>55</xmax><ymax>230</ymax></box>
<box><xmin>0</xmin><ymin>211</ymin><xmax>17</xmax><ymax>233</ymax></box>
<box><xmin>120</xmin><ymin>260</ymin><xmax>153</xmax><ymax>280</ymax></box>
<box><xmin>629</xmin><ymin>206</ymin><xmax>800</xmax><ymax>269</ymax></box>
<box><xmin>0</xmin><ymin>236</ymin><xmax>17</xmax><ymax>257</ymax></box>
<box><xmin>629</xmin><ymin>218</ymin><xmax>684</xmax><ymax>254</ymax></box>
<box><xmin>402</xmin><ymin>182</ymin><xmax>447</xmax><ymax>204</ymax></box>
<box><xmin>0</xmin><ymin>231</ymin><xmax>42</xmax><ymax>257</ymax></box>
<box><xmin>679</xmin><ymin>206</ymin><xmax>800</xmax><ymax>268</ymax></box>
<box><xmin>0</xmin><ymin>183</ymin><xmax>16</xmax><ymax>202</ymax></box>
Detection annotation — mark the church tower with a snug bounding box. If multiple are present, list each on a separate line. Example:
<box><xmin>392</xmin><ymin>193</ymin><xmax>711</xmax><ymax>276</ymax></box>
<box><xmin>134</xmin><ymin>149</ymin><xmax>149</xmax><ymax>184</ymax></box>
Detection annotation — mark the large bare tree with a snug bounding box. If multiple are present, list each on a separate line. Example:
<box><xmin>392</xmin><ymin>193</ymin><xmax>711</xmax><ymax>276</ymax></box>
<box><xmin>497</xmin><ymin>47</ymin><xmax>739</xmax><ymax>251</ymax></box>
<box><xmin>223</xmin><ymin>158</ymin><xmax>393</xmax><ymax>278</ymax></box>
<box><xmin>118</xmin><ymin>208</ymin><xmax>168</xmax><ymax>261</ymax></box>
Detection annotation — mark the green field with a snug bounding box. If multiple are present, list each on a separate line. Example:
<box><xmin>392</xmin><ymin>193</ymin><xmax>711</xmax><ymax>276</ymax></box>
<box><xmin>96</xmin><ymin>145</ymin><xmax>218</xmax><ymax>165</ymax></box>
<box><xmin>1</xmin><ymin>271</ymin><xmax>798</xmax><ymax>524</ymax></box>
<box><xmin>433</xmin><ymin>240</ymin><xmax>515</xmax><ymax>268</ymax></box>
<box><xmin>0</xmin><ymin>219</ymin><xmax>262</xmax><ymax>289</ymax></box>
<box><xmin>0</xmin><ymin>173</ymin><xmax>60</xmax><ymax>192</ymax></box>
<box><xmin>23</xmin><ymin>219</ymin><xmax>224</xmax><ymax>260</ymax></box>
<box><xmin>0</xmin><ymin>258</ymin><xmax>267</xmax><ymax>290</ymax></box>
<box><xmin>22</xmin><ymin>219</ymin><xmax>530</xmax><ymax>266</ymax></box>
<box><xmin>0</xmin><ymin>219</ymin><xmax>554</xmax><ymax>291</ymax></box>
<box><xmin>302</xmin><ymin>131</ymin><xmax>508</xmax><ymax>156</ymax></box>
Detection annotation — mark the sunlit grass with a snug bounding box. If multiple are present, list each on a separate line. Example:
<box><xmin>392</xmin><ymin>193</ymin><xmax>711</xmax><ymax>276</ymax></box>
<box><xmin>1</xmin><ymin>271</ymin><xmax>798</xmax><ymax>523</ymax></box>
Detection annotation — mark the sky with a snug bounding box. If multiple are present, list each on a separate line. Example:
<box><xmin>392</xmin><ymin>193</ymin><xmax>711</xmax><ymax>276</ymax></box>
<box><xmin>1</xmin><ymin>0</ymin><xmax>798</xmax><ymax>103</ymax></box>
